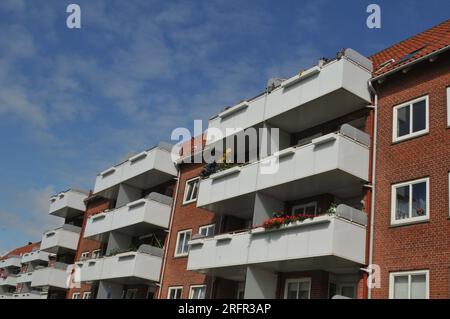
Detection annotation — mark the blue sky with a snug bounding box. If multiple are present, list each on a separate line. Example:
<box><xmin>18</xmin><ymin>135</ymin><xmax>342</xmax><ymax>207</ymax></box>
<box><xmin>0</xmin><ymin>0</ymin><xmax>448</xmax><ymax>254</ymax></box>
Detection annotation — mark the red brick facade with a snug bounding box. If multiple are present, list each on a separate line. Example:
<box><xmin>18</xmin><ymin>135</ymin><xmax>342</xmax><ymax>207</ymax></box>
<box><xmin>158</xmin><ymin>163</ymin><xmax>219</xmax><ymax>299</ymax></box>
<box><xmin>66</xmin><ymin>195</ymin><xmax>111</xmax><ymax>299</ymax></box>
<box><xmin>371</xmin><ymin>52</ymin><xmax>450</xmax><ymax>298</ymax></box>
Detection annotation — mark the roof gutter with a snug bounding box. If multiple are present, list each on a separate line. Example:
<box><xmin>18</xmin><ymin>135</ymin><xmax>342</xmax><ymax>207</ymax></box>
<box><xmin>372</xmin><ymin>45</ymin><xmax>450</xmax><ymax>82</ymax></box>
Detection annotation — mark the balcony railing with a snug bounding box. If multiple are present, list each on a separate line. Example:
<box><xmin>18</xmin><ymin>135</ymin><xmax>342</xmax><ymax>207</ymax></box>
<box><xmin>84</xmin><ymin>193</ymin><xmax>172</xmax><ymax>240</ymax></box>
<box><xmin>0</xmin><ymin>275</ymin><xmax>18</xmax><ymax>287</ymax></box>
<box><xmin>40</xmin><ymin>224</ymin><xmax>81</xmax><ymax>254</ymax></box>
<box><xmin>187</xmin><ymin>205</ymin><xmax>367</xmax><ymax>279</ymax></box>
<box><xmin>12</xmin><ymin>291</ymin><xmax>48</xmax><ymax>299</ymax></box>
<box><xmin>16</xmin><ymin>272</ymin><xmax>33</xmax><ymax>283</ymax></box>
<box><xmin>30</xmin><ymin>263</ymin><xmax>70</xmax><ymax>289</ymax></box>
<box><xmin>49</xmin><ymin>189</ymin><xmax>88</xmax><ymax>219</ymax></box>
<box><xmin>197</xmin><ymin>126</ymin><xmax>370</xmax><ymax>216</ymax></box>
<box><xmin>205</xmin><ymin>49</ymin><xmax>372</xmax><ymax>146</ymax></box>
<box><xmin>94</xmin><ymin>143</ymin><xmax>177</xmax><ymax>195</ymax></box>
<box><xmin>77</xmin><ymin>245</ymin><xmax>163</xmax><ymax>284</ymax></box>
<box><xmin>21</xmin><ymin>250</ymin><xmax>51</xmax><ymax>264</ymax></box>
<box><xmin>0</xmin><ymin>255</ymin><xmax>22</xmax><ymax>269</ymax></box>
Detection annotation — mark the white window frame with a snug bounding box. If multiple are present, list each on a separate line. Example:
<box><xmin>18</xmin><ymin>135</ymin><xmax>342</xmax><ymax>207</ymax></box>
<box><xmin>392</xmin><ymin>95</ymin><xmax>429</xmax><ymax>142</ymax></box>
<box><xmin>189</xmin><ymin>285</ymin><xmax>206</xmax><ymax>299</ymax></box>
<box><xmin>183</xmin><ymin>177</ymin><xmax>200</xmax><ymax>204</ymax></box>
<box><xmin>447</xmin><ymin>87</ymin><xmax>450</xmax><ymax>127</ymax></box>
<box><xmin>389</xmin><ymin>270</ymin><xmax>429</xmax><ymax>299</ymax></box>
<box><xmin>174</xmin><ymin>229</ymin><xmax>192</xmax><ymax>257</ymax></box>
<box><xmin>198</xmin><ymin>224</ymin><xmax>215</xmax><ymax>237</ymax></box>
<box><xmin>80</xmin><ymin>251</ymin><xmax>90</xmax><ymax>260</ymax></box>
<box><xmin>167</xmin><ymin>286</ymin><xmax>183</xmax><ymax>299</ymax></box>
<box><xmin>71</xmin><ymin>292</ymin><xmax>80</xmax><ymax>299</ymax></box>
<box><xmin>82</xmin><ymin>292</ymin><xmax>92</xmax><ymax>299</ymax></box>
<box><xmin>91</xmin><ymin>249</ymin><xmax>100</xmax><ymax>259</ymax></box>
<box><xmin>391</xmin><ymin>177</ymin><xmax>430</xmax><ymax>225</ymax></box>
<box><xmin>283</xmin><ymin>278</ymin><xmax>311</xmax><ymax>299</ymax></box>
<box><xmin>291</xmin><ymin>202</ymin><xmax>317</xmax><ymax>216</ymax></box>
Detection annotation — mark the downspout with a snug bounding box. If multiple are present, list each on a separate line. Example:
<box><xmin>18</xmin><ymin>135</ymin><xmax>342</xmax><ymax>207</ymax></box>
<box><xmin>157</xmin><ymin>169</ymin><xmax>181</xmax><ymax>299</ymax></box>
<box><xmin>367</xmin><ymin>80</ymin><xmax>378</xmax><ymax>299</ymax></box>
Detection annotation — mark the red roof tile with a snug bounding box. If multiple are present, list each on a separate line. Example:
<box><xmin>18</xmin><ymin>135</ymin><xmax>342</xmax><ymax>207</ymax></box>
<box><xmin>370</xmin><ymin>19</ymin><xmax>450</xmax><ymax>77</ymax></box>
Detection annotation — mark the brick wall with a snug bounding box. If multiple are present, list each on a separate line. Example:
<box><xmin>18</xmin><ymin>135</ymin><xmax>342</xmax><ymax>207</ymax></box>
<box><xmin>158</xmin><ymin>163</ymin><xmax>220</xmax><ymax>299</ymax></box>
<box><xmin>66</xmin><ymin>196</ymin><xmax>111</xmax><ymax>299</ymax></box>
<box><xmin>372</xmin><ymin>53</ymin><xmax>450</xmax><ymax>298</ymax></box>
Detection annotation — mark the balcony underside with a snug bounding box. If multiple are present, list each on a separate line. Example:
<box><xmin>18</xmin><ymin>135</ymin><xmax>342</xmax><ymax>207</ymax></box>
<box><xmin>266</xmin><ymin>88</ymin><xmax>368</xmax><ymax>133</ymax></box>
<box><xmin>201</xmin><ymin>169</ymin><xmax>365</xmax><ymax>218</ymax></box>
<box><xmin>194</xmin><ymin>255</ymin><xmax>363</xmax><ymax>282</ymax></box>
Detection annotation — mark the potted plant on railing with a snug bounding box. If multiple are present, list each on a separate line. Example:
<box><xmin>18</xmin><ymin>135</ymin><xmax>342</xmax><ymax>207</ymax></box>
<box><xmin>200</xmin><ymin>148</ymin><xmax>238</xmax><ymax>178</ymax></box>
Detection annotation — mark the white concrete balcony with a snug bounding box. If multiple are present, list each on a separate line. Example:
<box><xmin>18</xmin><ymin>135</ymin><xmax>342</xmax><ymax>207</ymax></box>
<box><xmin>21</xmin><ymin>250</ymin><xmax>51</xmax><ymax>264</ymax></box>
<box><xmin>16</xmin><ymin>272</ymin><xmax>33</xmax><ymax>283</ymax></box>
<box><xmin>93</xmin><ymin>143</ymin><xmax>177</xmax><ymax>196</ymax></box>
<box><xmin>84</xmin><ymin>193</ymin><xmax>172</xmax><ymax>242</ymax></box>
<box><xmin>49</xmin><ymin>189</ymin><xmax>88</xmax><ymax>219</ymax></box>
<box><xmin>40</xmin><ymin>224</ymin><xmax>81</xmax><ymax>254</ymax></box>
<box><xmin>0</xmin><ymin>294</ymin><xmax>13</xmax><ymax>299</ymax></box>
<box><xmin>206</xmin><ymin>49</ymin><xmax>372</xmax><ymax>146</ymax></box>
<box><xmin>77</xmin><ymin>247</ymin><xmax>163</xmax><ymax>284</ymax></box>
<box><xmin>31</xmin><ymin>264</ymin><xmax>70</xmax><ymax>289</ymax></box>
<box><xmin>0</xmin><ymin>255</ymin><xmax>22</xmax><ymax>269</ymax></box>
<box><xmin>0</xmin><ymin>275</ymin><xmax>18</xmax><ymax>287</ymax></box>
<box><xmin>187</xmin><ymin>206</ymin><xmax>367</xmax><ymax>281</ymax></box>
<box><xmin>198</xmin><ymin>127</ymin><xmax>370</xmax><ymax>217</ymax></box>
<box><xmin>12</xmin><ymin>291</ymin><xmax>48</xmax><ymax>299</ymax></box>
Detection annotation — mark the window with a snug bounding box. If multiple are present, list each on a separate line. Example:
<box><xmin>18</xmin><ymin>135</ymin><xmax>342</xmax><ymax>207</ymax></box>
<box><xmin>338</xmin><ymin>284</ymin><xmax>357</xmax><ymax>299</ymax></box>
<box><xmin>80</xmin><ymin>251</ymin><xmax>89</xmax><ymax>260</ymax></box>
<box><xmin>175</xmin><ymin>229</ymin><xmax>192</xmax><ymax>257</ymax></box>
<box><xmin>168</xmin><ymin>286</ymin><xmax>183</xmax><ymax>299</ymax></box>
<box><xmin>284</xmin><ymin>278</ymin><xmax>311</xmax><ymax>299</ymax></box>
<box><xmin>183</xmin><ymin>178</ymin><xmax>200</xmax><ymax>204</ymax></box>
<box><xmin>447</xmin><ymin>87</ymin><xmax>450</xmax><ymax>127</ymax></box>
<box><xmin>393</xmin><ymin>95</ymin><xmax>429</xmax><ymax>142</ymax></box>
<box><xmin>391</xmin><ymin>178</ymin><xmax>429</xmax><ymax>225</ymax></box>
<box><xmin>291</xmin><ymin>202</ymin><xmax>317</xmax><ymax>216</ymax></box>
<box><xmin>199</xmin><ymin>224</ymin><xmax>215</xmax><ymax>237</ymax></box>
<box><xmin>82</xmin><ymin>292</ymin><xmax>91</xmax><ymax>299</ymax></box>
<box><xmin>71</xmin><ymin>293</ymin><xmax>80</xmax><ymax>299</ymax></box>
<box><xmin>189</xmin><ymin>285</ymin><xmax>206</xmax><ymax>299</ymax></box>
<box><xmin>91</xmin><ymin>249</ymin><xmax>100</xmax><ymax>259</ymax></box>
<box><xmin>389</xmin><ymin>270</ymin><xmax>429</xmax><ymax>299</ymax></box>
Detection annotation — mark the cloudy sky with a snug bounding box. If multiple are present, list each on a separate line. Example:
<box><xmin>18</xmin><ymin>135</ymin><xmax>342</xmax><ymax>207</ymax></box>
<box><xmin>0</xmin><ymin>0</ymin><xmax>447</xmax><ymax>254</ymax></box>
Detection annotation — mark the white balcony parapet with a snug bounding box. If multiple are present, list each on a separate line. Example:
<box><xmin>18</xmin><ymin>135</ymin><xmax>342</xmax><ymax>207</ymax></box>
<box><xmin>12</xmin><ymin>291</ymin><xmax>48</xmax><ymax>299</ymax></box>
<box><xmin>40</xmin><ymin>224</ymin><xmax>81</xmax><ymax>254</ymax></box>
<box><xmin>187</xmin><ymin>207</ymin><xmax>366</xmax><ymax>274</ymax></box>
<box><xmin>0</xmin><ymin>275</ymin><xmax>18</xmax><ymax>287</ymax></box>
<box><xmin>198</xmin><ymin>128</ymin><xmax>370</xmax><ymax>213</ymax></box>
<box><xmin>31</xmin><ymin>263</ymin><xmax>70</xmax><ymax>289</ymax></box>
<box><xmin>0</xmin><ymin>293</ymin><xmax>13</xmax><ymax>299</ymax></box>
<box><xmin>49</xmin><ymin>189</ymin><xmax>88</xmax><ymax>219</ymax></box>
<box><xmin>0</xmin><ymin>255</ymin><xmax>22</xmax><ymax>269</ymax></box>
<box><xmin>77</xmin><ymin>246</ymin><xmax>163</xmax><ymax>283</ymax></box>
<box><xmin>21</xmin><ymin>250</ymin><xmax>51</xmax><ymax>264</ymax></box>
<box><xmin>84</xmin><ymin>193</ymin><xmax>172</xmax><ymax>240</ymax></box>
<box><xmin>16</xmin><ymin>272</ymin><xmax>34</xmax><ymax>283</ymax></box>
<box><xmin>205</xmin><ymin>50</ymin><xmax>373</xmax><ymax>146</ymax></box>
<box><xmin>93</xmin><ymin>143</ymin><xmax>177</xmax><ymax>195</ymax></box>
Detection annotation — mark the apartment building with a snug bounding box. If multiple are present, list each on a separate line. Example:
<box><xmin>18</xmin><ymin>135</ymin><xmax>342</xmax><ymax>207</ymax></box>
<box><xmin>0</xmin><ymin>242</ymin><xmax>49</xmax><ymax>299</ymax></box>
<box><xmin>76</xmin><ymin>143</ymin><xmax>177</xmax><ymax>299</ymax></box>
<box><xmin>159</xmin><ymin>49</ymin><xmax>375</xmax><ymax>299</ymax></box>
<box><xmin>1</xmin><ymin>21</ymin><xmax>448</xmax><ymax>301</ymax></box>
<box><xmin>34</xmin><ymin>188</ymin><xmax>88</xmax><ymax>298</ymax></box>
<box><xmin>369</xmin><ymin>20</ymin><xmax>450</xmax><ymax>299</ymax></box>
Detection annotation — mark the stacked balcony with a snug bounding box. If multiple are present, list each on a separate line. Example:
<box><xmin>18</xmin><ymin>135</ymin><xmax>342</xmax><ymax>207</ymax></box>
<box><xmin>31</xmin><ymin>263</ymin><xmax>70</xmax><ymax>290</ymax></box>
<box><xmin>40</xmin><ymin>224</ymin><xmax>81</xmax><ymax>254</ymax></box>
<box><xmin>187</xmin><ymin>49</ymin><xmax>372</xmax><ymax>299</ymax></box>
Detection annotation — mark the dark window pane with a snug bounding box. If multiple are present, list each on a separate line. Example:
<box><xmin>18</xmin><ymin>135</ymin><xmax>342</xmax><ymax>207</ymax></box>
<box><xmin>412</xmin><ymin>182</ymin><xmax>427</xmax><ymax>217</ymax></box>
<box><xmin>396</xmin><ymin>185</ymin><xmax>410</xmax><ymax>220</ymax></box>
<box><xmin>397</xmin><ymin>105</ymin><xmax>410</xmax><ymax>137</ymax></box>
<box><xmin>412</xmin><ymin>100</ymin><xmax>426</xmax><ymax>132</ymax></box>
